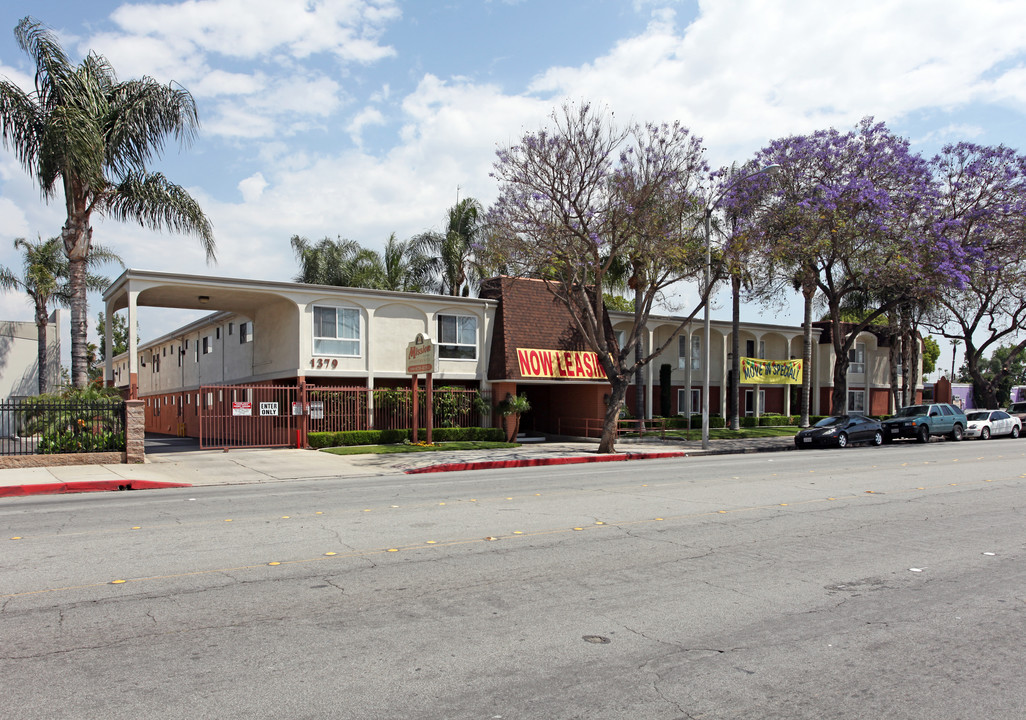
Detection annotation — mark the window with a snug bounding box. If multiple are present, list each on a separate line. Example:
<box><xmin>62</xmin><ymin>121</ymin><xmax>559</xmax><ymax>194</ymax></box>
<box><xmin>678</xmin><ymin>336</ymin><xmax>688</xmax><ymax>370</ymax></box>
<box><xmin>314</xmin><ymin>306</ymin><xmax>360</xmax><ymax>356</ymax></box>
<box><xmin>228</xmin><ymin>322</ymin><xmax>234</xmax><ymax>336</ymax></box>
<box><xmin>216</xmin><ymin>327</ymin><xmax>220</xmax><ymax>340</ymax></box>
<box><xmin>239</xmin><ymin>322</ymin><xmax>253</xmax><ymax>344</ymax></box>
<box><xmin>202</xmin><ymin>336</ymin><xmax>212</xmax><ymax>355</ymax></box>
<box><xmin>615</xmin><ymin>330</ymin><xmax>626</xmax><ymax>351</ymax></box>
<box><xmin>437</xmin><ymin>314</ymin><xmax>477</xmax><ymax>360</ymax></box>
<box><xmin>746</xmin><ymin>339</ymin><xmax>755</xmax><ymax>357</ymax></box>
<box><xmin>848</xmin><ymin>390</ymin><xmax>866</xmax><ymax>413</ymax></box>
<box><xmin>691</xmin><ymin>336</ymin><xmax>702</xmax><ymax>371</ymax></box>
<box><xmin>848</xmin><ymin>342</ymin><xmax>866</xmax><ymax>374</ymax></box>
<box><xmin>759</xmin><ymin>340</ymin><xmax>765</xmax><ymax>359</ymax></box>
<box><xmin>677</xmin><ymin>388</ymin><xmax>702</xmax><ymax>416</ymax></box>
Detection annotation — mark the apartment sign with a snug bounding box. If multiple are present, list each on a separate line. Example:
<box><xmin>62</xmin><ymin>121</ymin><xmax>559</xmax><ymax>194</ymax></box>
<box><xmin>516</xmin><ymin>348</ymin><xmax>607</xmax><ymax>380</ymax></box>
<box><xmin>406</xmin><ymin>333</ymin><xmax>436</xmax><ymax>374</ymax></box>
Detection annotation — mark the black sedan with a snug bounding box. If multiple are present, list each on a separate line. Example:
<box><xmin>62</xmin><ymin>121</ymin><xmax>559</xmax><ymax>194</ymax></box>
<box><xmin>794</xmin><ymin>415</ymin><xmax>883</xmax><ymax>449</ymax></box>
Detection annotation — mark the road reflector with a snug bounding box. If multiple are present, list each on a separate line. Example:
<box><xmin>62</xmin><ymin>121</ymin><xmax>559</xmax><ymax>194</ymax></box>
<box><xmin>268</xmin><ymin>561</ymin><xmax>281</xmax><ymax>566</ymax></box>
<box><xmin>111</xmin><ymin>579</ymin><xmax>126</xmax><ymax>584</ymax></box>
<box><xmin>324</xmin><ymin>552</ymin><xmax>337</xmax><ymax>556</ymax></box>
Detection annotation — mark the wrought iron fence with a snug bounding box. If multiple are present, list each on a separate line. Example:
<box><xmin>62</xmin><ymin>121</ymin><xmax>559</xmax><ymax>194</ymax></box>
<box><xmin>307</xmin><ymin>386</ymin><xmax>492</xmax><ymax>435</ymax></box>
<box><xmin>0</xmin><ymin>399</ymin><xmax>126</xmax><ymax>455</ymax></box>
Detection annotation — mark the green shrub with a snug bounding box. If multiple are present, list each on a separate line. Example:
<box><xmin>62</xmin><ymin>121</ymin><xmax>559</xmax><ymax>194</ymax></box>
<box><xmin>38</xmin><ymin>429</ymin><xmax>125</xmax><ymax>454</ymax></box>
<box><xmin>740</xmin><ymin>416</ymin><xmax>759</xmax><ymax>428</ymax></box>
<box><xmin>309</xmin><ymin>426</ymin><xmax>503</xmax><ymax>448</ymax></box>
<box><xmin>709</xmin><ymin>415</ymin><xmax>726</xmax><ymax>429</ymax></box>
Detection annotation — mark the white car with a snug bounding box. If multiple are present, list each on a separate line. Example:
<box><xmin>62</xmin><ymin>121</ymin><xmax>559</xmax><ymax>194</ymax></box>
<box><xmin>964</xmin><ymin>409</ymin><xmax>1021</xmax><ymax>439</ymax></box>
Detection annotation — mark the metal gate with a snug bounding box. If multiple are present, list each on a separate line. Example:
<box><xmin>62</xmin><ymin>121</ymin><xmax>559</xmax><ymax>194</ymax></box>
<box><xmin>199</xmin><ymin>385</ymin><xmax>299</xmax><ymax>450</ymax></box>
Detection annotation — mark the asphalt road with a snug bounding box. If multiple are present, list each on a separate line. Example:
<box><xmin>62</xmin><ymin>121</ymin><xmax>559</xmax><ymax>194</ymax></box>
<box><xmin>3</xmin><ymin>440</ymin><xmax>1025</xmax><ymax>719</ymax></box>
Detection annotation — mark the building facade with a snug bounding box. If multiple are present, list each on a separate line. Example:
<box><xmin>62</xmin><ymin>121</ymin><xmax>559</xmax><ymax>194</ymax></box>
<box><xmin>103</xmin><ymin>270</ymin><xmax>922</xmax><ymax>437</ymax></box>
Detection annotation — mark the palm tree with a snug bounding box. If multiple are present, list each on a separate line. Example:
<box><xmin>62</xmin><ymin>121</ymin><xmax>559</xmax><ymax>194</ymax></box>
<box><xmin>380</xmin><ymin>233</ymin><xmax>434</xmax><ymax>293</ymax></box>
<box><xmin>0</xmin><ymin>17</ymin><xmax>215</xmax><ymax>389</ymax></box>
<box><xmin>291</xmin><ymin>235</ymin><xmax>382</xmax><ymax>287</ymax></box>
<box><xmin>417</xmin><ymin>197</ymin><xmax>484</xmax><ymax>296</ymax></box>
<box><xmin>0</xmin><ymin>236</ymin><xmax>120</xmax><ymax>394</ymax></box>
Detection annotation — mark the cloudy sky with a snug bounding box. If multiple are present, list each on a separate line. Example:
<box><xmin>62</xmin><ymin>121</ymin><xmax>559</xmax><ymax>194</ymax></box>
<box><xmin>2</xmin><ymin>0</ymin><xmax>1026</xmax><ymax>375</ymax></box>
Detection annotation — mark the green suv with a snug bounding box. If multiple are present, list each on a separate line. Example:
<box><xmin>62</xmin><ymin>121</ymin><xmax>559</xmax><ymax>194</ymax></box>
<box><xmin>881</xmin><ymin>403</ymin><xmax>967</xmax><ymax>443</ymax></box>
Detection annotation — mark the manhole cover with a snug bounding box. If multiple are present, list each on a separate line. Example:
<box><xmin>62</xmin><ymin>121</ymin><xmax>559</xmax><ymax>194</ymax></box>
<box><xmin>582</xmin><ymin>635</ymin><xmax>611</xmax><ymax>644</ymax></box>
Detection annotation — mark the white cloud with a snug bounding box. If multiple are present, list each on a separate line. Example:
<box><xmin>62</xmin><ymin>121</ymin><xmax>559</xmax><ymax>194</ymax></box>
<box><xmin>346</xmin><ymin>106</ymin><xmax>385</xmax><ymax>146</ymax></box>
<box><xmin>108</xmin><ymin>0</ymin><xmax>399</xmax><ymax>62</ymax></box>
<box><xmin>529</xmin><ymin>1</ymin><xmax>1026</xmax><ymax>165</ymax></box>
<box><xmin>237</xmin><ymin>172</ymin><xmax>268</xmax><ymax>203</ymax></box>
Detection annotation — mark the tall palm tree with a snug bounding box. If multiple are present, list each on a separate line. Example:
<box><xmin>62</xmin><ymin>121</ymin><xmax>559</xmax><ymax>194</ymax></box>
<box><xmin>0</xmin><ymin>17</ymin><xmax>215</xmax><ymax>389</ymax></box>
<box><xmin>0</xmin><ymin>236</ymin><xmax>120</xmax><ymax>394</ymax></box>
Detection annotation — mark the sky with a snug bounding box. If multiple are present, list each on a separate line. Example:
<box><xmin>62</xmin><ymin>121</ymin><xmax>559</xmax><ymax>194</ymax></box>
<box><xmin>2</xmin><ymin>0</ymin><xmax>1026</xmax><ymax>379</ymax></box>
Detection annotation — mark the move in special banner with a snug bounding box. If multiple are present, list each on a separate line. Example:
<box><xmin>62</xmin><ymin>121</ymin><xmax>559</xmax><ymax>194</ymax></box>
<box><xmin>516</xmin><ymin>348</ymin><xmax>607</xmax><ymax>379</ymax></box>
<box><xmin>739</xmin><ymin>357</ymin><xmax>802</xmax><ymax>385</ymax></box>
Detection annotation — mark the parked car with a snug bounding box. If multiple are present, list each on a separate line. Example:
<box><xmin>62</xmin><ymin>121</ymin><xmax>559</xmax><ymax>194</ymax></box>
<box><xmin>881</xmin><ymin>403</ymin><xmax>967</xmax><ymax>443</ymax></box>
<box><xmin>964</xmin><ymin>409</ymin><xmax>1021</xmax><ymax>439</ymax></box>
<box><xmin>794</xmin><ymin>415</ymin><xmax>883</xmax><ymax>449</ymax></box>
<box><xmin>1006</xmin><ymin>401</ymin><xmax>1026</xmax><ymax>425</ymax></box>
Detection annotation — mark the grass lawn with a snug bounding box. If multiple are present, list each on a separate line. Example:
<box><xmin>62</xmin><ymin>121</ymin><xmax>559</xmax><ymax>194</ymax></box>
<box><xmin>321</xmin><ymin>441</ymin><xmax>519</xmax><ymax>456</ymax></box>
<box><xmin>646</xmin><ymin>426</ymin><xmax>799</xmax><ymax>440</ymax></box>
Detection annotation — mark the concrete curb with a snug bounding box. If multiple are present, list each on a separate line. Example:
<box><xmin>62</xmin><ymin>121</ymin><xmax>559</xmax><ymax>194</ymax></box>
<box><xmin>405</xmin><ymin>451</ymin><xmax>689</xmax><ymax>474</ymax></box>
<box><xmin>0</xmin><ymin>479</ymin><xmax>192</xmax><ymax>498</ymax></box>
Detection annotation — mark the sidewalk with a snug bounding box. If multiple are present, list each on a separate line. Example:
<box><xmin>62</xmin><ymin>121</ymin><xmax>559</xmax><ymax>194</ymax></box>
<box><xmin>0</xmin><ymin>435</ymin><xmax>795</xmax><ymax>496</ymax></box>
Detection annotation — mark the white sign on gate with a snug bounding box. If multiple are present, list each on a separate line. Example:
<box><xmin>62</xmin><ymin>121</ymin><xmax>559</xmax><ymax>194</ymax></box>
<box><xmin>259</xmin><ymin>402</ymin><xmax>279</xmax><ymax>416</ymax></box>
<box><xmin>309</xmin><ymin>401</ymin><xmax>325</xmax><ymax>420</ymax></box>
<box><xmin>232</xmin><ymin>401</ymin><xmax>252</xmax><ymax>416</ymax></box>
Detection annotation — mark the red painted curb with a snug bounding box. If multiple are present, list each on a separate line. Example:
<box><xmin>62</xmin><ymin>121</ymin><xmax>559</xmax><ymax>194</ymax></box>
<box><xmin>405</xmin><ymin>451</ymin><xmax>687</xmax><ymax>474</ymax></box>
<box><xmin>0</xmin><ymin>479</ymin><xmax>192</xmax><ymax>498</ymax></box>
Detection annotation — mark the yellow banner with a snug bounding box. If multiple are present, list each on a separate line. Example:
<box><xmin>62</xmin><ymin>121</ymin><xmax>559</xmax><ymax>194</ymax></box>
<box><xmin>516</xmin><ymin>348</ymin><xmax>607</xmax><ymax>379</ymax></box>
<box><xmin>739</xmin><ymin>357</ymin><xmax>802</xmax><ymax>385</ymax></box>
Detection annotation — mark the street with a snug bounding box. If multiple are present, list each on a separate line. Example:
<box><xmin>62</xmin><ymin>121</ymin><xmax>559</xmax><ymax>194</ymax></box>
<box><xmin>2</xmin><ymin>441</ymin><xmax>1025</xmax><ymax>719</ymax></box>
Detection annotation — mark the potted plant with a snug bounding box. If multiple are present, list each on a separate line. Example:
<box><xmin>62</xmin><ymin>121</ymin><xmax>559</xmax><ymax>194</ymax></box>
<box><xmin>497</xmin><ymin>393</ymin><xmax>531</xmax><ymax>443</ymax></box>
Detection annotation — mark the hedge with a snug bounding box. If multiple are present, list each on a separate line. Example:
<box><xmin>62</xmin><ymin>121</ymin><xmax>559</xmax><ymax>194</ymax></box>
<box><xmin>308</xmin><ymin>426</ymin><xmax>504</xmax><ymax>448</ymax></box>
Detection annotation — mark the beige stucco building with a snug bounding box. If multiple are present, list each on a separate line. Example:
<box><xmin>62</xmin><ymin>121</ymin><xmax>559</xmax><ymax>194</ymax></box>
<box><xmin>103</xmin><ymin>270</ymin><xmax>921</xmax><ymax>438</ymax></box>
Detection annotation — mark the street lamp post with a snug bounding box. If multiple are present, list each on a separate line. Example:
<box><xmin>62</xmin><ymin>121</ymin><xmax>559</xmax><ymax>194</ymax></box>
<box><xmin>701</xmin><ymin>164</ymin><xmax>779</xmax><ymax>450</ymax></box>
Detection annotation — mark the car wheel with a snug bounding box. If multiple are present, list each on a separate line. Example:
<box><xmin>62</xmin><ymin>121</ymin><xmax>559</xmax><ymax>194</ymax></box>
<box><xmin>872</xmin><ymin>431</ymin><xmax>883</xmax><ymax>446</ymax></box>
<box><xmin>951</xmin><ymin>424</ymin><xmax>963</xmax><ymax>442</ymax></box>
<box><xmin>836</xmin><ymin>432</ymin><xmax>848</xmax><ymax>448</ymax></box>
<box><xmin>917</xmin><ymin>425</ymin><xmax>930</xmax><ymax>443</ymax></box>
<box><xmin>981</xmin><ymin>426</ymin><xmax>991</xmax><ymax>440</ymax></box>
<box><xmin>1012</xmin><ymin>425</ymin><xmax>1021</xmax><ymax>439</ymax></box>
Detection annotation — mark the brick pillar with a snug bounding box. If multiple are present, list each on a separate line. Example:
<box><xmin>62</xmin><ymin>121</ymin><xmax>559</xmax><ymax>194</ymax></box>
<box><xmin>125</xmin><ymin>399</ymin><xmax>146</xmax><ymax>463</ymax></box>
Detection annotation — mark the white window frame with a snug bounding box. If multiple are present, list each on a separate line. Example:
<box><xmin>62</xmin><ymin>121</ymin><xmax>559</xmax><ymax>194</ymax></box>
<box><xmin>437</xmin><ymin>314</ymin><xmax>477</xmax><ymax>360</ymax></box>
<box><xmin>745</xmin><ymin>388</ymin><xmax>766</xmax><ymax>416</ymax></box>
<box><xmin>848</xmin><ymin>389</ymin><xmax>866</xmax><ymax>414</ymax></box>
<box><xmin>239</xmin><ymin>321</ymin><xmax>253</xmax><ymax>344</ymax></box>
<box><xmin>202</xmin><ymin>336</ymin><xmax>212</xmax><ymax>355</ymax></box>
<box><xmin>691</xmin><ymin>336</ymin><xmax>702</xmax><ymax>371</ymax></box>
<box><xmin>678</xmin><ymin>336</ymin><xmax>688</xmax><ymax>370</ymax></box>
<box><xmin>848</xmin><ymin>342</ymin><xmax>866</xmax><ymax>374</ymax></box>
<box><xmin>677</xmin><ymin>388</ymin><xmax>702</xmax><ymax>416</ymax></box>
<box><xmin>313</xmin><ymin>306</ymin><xmax>361</xmax><ymax>357</ymax></box>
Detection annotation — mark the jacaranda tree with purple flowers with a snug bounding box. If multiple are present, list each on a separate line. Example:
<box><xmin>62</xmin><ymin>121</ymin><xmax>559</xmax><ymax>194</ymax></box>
<box><xmin>924</xmin><ymin>143</ymin><xmax>1026</xmax><ymax>409</ymax></box>
<box><xmin>482</xmin><ymin>103</ymin><xmax>709</xmax><ymax>453</ymax></box>
<box><xmin>748</xmin><ymin>118</ymin><xmax>963</xmax><ymax>415</ymax></box>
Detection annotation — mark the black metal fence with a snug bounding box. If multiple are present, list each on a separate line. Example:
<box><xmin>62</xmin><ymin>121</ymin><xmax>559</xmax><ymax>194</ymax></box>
<box><xmin>0</xmin><ymin>399</ymin><xmax>126</xmax><ymax>456</ymax></box>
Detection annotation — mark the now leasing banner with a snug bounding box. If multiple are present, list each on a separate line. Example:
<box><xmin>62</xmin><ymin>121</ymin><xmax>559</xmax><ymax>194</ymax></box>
<box><xmin>517</xmin><ymin>348</ymin><xmax>607</xmax><ymax>379</ymax></box>
<box><xmin>740</xmin><ymin>357</ymin><xmax>803</xmax><ymax>385</ymax></box>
